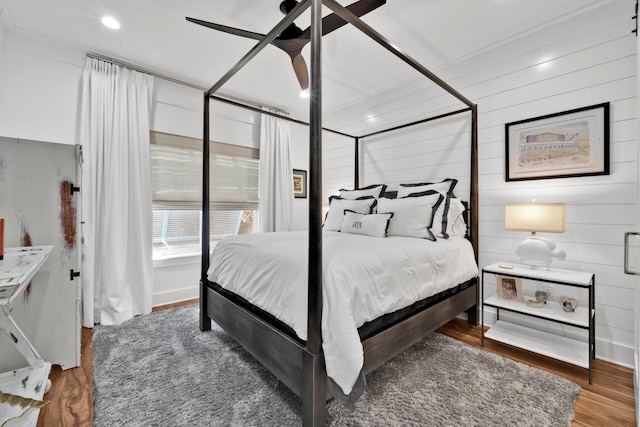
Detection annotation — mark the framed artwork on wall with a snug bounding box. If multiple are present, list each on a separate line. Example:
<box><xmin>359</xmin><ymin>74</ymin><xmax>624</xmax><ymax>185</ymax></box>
<box><xmin>293</xmin><ymin>169</ymin><xmax>307</xmax><ymax>199</ymax></box>
<box><xmin>505</xmin><ymin>102</ymin><xmax>610</xmax><ymax>181</ymax></box>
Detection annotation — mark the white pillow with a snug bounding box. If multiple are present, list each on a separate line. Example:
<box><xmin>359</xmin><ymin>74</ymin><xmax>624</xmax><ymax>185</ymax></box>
<box><xmin>339</xmin><ymin>184</ymin><xmax>387</xmax><ymax>200</ymax></box>
<box><xmin>323</xmin><ymin>196</ymin><xmax>377</xmax><ymax>231</ymax></box>
<box><xmin>447</xmin><ymin>198</ymin><xmax>467</xmax><ymax>237</ymax></box>
<box><xmin>376</xmin><ymin>193</ymin><xmax>443</xmax><ymax>240</ymax></box>
<box><xmin>340</xmin><ymin>211</ymin><xmax>393</xmax><ymax>238</ymax></box>
<box><xmin>396</xmin><ymin>178</ymin><xmax>457</xmax><ymax>198</ymax></box>
<box><xmin>398</xmin><ymin>179</ymin><xmax>458</xmax><ymax>238</ymax></box>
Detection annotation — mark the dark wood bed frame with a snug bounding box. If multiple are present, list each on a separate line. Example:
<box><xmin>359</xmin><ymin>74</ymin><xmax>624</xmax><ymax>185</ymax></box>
<box><xmin>198</xmin><ymin>1</ymin><xmax>479</xmax><ymax>425</ymax></box>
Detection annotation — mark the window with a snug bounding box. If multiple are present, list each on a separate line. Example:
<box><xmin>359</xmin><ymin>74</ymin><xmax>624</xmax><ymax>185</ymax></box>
<box><xmin>150</xmin><ymin>131</ymin><xmax>259</xmax><ymax>259</ymax></box>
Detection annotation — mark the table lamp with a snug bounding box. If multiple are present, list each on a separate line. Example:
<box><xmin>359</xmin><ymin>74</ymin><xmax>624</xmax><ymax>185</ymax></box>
<box><xmin>505</xmin><ymin>202</ymin><xmax>566</xmax><ymax>268</ymax></box>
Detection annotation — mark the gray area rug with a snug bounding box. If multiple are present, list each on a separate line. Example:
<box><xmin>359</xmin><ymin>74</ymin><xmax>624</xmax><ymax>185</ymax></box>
<box><xmin>93</xmin><ymin>304</ymin><xmax>580</xmax><ymax>426</ymax></box>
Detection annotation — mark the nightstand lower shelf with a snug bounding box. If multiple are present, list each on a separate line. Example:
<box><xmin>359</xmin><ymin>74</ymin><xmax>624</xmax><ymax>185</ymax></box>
<box><xmin>485</xmin><ymin>320</ymin><xmax>589</xmax><ymax>369</ymax></box>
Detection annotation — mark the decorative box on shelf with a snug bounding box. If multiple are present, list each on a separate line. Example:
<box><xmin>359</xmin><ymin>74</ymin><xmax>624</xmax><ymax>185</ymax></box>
<box><xmin>0</xmin><ymin>246</ymin><xmax>53</xmax><ymax>427</ymax></box>
<box><xmin>481</xmin><ymin>262</ymin><xmax>595</xmax><ymax>384</ymax></box>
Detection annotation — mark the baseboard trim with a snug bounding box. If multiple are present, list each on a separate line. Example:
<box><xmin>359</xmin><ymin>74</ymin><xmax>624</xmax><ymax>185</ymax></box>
<box><xmin>152</xmin><ymin>286</ymin><xmax>199</xmax><ymax>308</ymax></box>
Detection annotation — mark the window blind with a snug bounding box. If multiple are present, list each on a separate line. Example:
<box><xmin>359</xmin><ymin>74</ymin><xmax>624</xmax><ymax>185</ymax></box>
<box><xmin>150</xmin><ymin>131</ymin><xmax>259</xmax><ymax>210</ymax></box>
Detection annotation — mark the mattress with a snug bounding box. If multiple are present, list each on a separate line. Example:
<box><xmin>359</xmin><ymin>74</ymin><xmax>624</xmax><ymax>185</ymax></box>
<box><xmin>207</xmin><ymin>230</ymin><xmax>478</xmax><ymax>398</ymax></box>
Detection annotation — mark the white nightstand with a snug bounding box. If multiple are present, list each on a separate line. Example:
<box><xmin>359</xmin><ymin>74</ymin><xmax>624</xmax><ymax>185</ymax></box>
<box><xmin>481</xmin><ymin>262</ymin><xmax>595</xmax><ymax>384</ymax></box>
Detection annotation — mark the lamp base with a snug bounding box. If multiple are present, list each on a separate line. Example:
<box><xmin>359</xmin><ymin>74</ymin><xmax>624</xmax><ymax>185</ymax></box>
<box><xmin>516</xmin><ymin>236</ymin><xmax>566</xmax><ymax>268</ymax></box>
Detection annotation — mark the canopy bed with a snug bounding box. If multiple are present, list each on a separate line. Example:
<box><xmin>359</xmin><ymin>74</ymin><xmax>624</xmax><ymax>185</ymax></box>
<box><xmin>197</xmin><ymin>0</ymin><xmax>479</xmax><ymax>425</ymax></box>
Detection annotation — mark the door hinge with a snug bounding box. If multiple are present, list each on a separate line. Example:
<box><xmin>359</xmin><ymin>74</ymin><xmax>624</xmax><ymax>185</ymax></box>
<box><xmin>70</xmin><ymin>269</ymin><xmax>81</xmax><ymax>280</ymax></box>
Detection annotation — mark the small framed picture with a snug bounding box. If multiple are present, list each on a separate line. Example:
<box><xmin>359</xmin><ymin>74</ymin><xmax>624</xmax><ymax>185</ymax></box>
<box><xmin>495</xmin><ymin>275</ymin><xmax>524</xmax><ymax>301</ymax></box>
<box><xmin>293</xmin><ymin>169</ymin><xmax>307</xmax><ymax>199</ymax></box>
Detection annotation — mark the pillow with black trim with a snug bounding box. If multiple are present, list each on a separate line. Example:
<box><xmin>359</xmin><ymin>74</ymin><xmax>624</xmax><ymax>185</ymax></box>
<box><xmin>340</xmin><ymin>210</ymin><xmax>393</xmax><ymax>238</ymax></box>
<box><xmin>338</xmin><ymin>184</ymin><xmax>387</xmax><ymax>200</ymax></box>
<box><xmin>396</xmin><ymin>178</ymin><xmax>457</xmax><ymax>198</ymax></box>
<box><xmin>323</xmin><ymin>196</ymin><xmax>377</xmax><ymax>232</ymax></box>
<box><xmin>376</xmin><ymin>192</ymin><xmax>443</xmax><ymax>240</ymax></box>
<box><xmin>397</xmin><ymin>179</ymin><xmax>458</xmax><ymax>238</ymax></box>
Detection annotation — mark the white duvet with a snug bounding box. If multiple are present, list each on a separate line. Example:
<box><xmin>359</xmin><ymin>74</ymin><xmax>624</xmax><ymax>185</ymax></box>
<box><xmin>207</xmin><ymin>231</ymin><xmax>478</xmax><ymax>397</ymax></box>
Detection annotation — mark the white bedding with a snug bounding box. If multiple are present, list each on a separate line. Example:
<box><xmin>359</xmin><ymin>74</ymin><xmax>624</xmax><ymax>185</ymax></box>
<box><xmin>207</xmin><ymin>231</ymin><xmax>478</xmax><ymax>397</ymax></box>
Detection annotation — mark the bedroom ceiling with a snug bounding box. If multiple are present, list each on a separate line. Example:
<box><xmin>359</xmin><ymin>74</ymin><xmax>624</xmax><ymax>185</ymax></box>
<box><xmin>0</xmin><ymin>0</ymin><xmax>613</xmax><ymax>123</ymax></box>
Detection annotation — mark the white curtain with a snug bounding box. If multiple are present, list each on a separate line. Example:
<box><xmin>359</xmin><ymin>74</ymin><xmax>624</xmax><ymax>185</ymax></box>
<box><xmin>259</xmin><ymin>112</ymin><xmax>293</xmax><ymax>232</ymax></box>
<box><xmin>79</xmin><ymin>57</ymin><xmax>154</xmax><ymax>327</ymax></box>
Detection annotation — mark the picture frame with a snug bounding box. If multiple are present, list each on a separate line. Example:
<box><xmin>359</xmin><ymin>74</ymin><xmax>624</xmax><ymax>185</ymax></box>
<box><xmin>495</xmin><ymin>275</ymin><xmax>524</xmax><ymax>301</ymax></box>
<box><xmin>505</xmin><ymin>102</ymin><xmax>609</xmax><ymax>181</ymax></box>
<box><xmin>293</xmin><ymin>169</ymin><xmax>307</xmax><ymax>199</ymax></box>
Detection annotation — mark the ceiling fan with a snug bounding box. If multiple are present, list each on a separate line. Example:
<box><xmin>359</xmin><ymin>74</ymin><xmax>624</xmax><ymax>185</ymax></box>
<box><xmin>186</xmin><ymin>0</ymin><xmax>387</xmax><ymax>90</ymax></box>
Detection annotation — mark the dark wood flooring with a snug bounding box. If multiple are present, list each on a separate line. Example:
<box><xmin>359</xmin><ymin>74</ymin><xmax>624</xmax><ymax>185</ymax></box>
<box><xmin>36</xmin><ymin>299</ymin><xmax>636</xmax><ymax>426</ymax></box>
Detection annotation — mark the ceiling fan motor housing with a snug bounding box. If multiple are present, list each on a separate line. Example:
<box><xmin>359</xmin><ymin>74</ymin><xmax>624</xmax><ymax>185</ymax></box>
<box><xmin>280</xmin><ymin>0</ymin><xmax>299</xmax><ymax>14</ymax></box>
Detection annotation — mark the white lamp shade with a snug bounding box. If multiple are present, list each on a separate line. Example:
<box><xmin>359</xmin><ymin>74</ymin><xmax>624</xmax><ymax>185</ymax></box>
<box><xmin>505</xmin><ymin>203</ymin><xmax>566</xmax><ymax>233</ymax></box>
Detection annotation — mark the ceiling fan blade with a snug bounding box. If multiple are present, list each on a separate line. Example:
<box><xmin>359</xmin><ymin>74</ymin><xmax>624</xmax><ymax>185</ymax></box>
<box><xmin>300</xmin><ymin>0</ymin><xmax>386</xmax><ymax>38</ymax></box>
<box><xmin>291</xmin><ymin>54</ymin><xmax>309</xmax><ymax>90</ymax></box>
<box><xmin>186</xmin><ymin>17</ymin><xmax>266</xmax><ymax>42</ymax></box>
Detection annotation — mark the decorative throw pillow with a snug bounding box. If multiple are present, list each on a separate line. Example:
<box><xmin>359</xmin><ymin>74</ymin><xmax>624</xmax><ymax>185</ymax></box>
<box><xmin>340</xmin><ymin>211</ymin><xmax>393</xmax><ymax>238</ymax></box>
<box><xmin>376</xmin><ymin>192</ymin><xmax>443</xmax><ymax>240</ymax></box>
<box><xmin>397</xmin><ymin>179</ymin><xmax>458</xmax><ymax>238</ymax></box>
<box><xmin>323</xmin><ymin>196</ymin><xmax>377</xmax><ymax>232</ymax></box>
<box><xmin>338</xmin><ymin>184</ymin><xmax>388</xmax><ymax>200</ymax></box>
<box><xmin>447</xmin><ymin>198</ymin><xmax>467</xmax><ymax>237</ymax></box>
<box><xmin>396</xmin><ymin>178</ymin><xmax>457</xmax><ymax>198</ymax></box>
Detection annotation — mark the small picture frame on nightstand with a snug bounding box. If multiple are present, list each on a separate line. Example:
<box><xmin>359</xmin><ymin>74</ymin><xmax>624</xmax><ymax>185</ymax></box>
<box><xmin>495</xmin><ymin>275</ymin><xmax>524</xmax><ymax>301</ymax></box>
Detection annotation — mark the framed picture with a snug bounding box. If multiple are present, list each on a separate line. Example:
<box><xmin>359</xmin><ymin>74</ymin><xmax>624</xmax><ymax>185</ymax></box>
<box><xmin>495</xmin><ymin>275</ymin><xmax>524</xmax><ymax>301</ymax></box>
<box><xmin>505</xmin><ymin>102</ymin><xmax>609</xmax><ymax>181</ymax></box>
<box><xmin>293</xmin><ymin>169</ymin><xmax>307</xmax><ymax>199</ymax></box>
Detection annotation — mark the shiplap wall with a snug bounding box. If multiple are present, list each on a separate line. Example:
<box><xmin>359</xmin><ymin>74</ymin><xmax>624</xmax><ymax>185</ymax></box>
<box><xmin>323</xmin><ymin>0</ymin><xmax>636</xmax><ymax>367</ymax></box>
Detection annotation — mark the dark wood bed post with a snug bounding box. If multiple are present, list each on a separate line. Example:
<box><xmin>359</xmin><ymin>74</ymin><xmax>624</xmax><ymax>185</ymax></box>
<box><xmin>354</xmin><ymin>137</ymin><xmax>360</xmax><ymax>188</ymax></box>
<box><xmin>200</xmin><ymin>92</ymin><xmax>212</xmax><ymax>332</ymax></box>
<box><xmin>304</xmin><ymin>0</ymin><xmax>326</xmax><ymax>425</ymax></box>
<box><xmin>465</xmin><ymin>105</ymin><xmax>479</xmax><ymax>325</ymax></box>
<box><xmin>470</xmin><ymin>106</ymin><xmax>478</xmax><ymax>260</ymax></box>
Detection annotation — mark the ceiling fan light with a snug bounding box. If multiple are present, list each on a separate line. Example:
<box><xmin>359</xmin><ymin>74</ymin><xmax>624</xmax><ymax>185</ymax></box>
<box><xmin>101</xmin><ymin>16</ymin><xmax>120</xmax><ymax>30</ymax></box>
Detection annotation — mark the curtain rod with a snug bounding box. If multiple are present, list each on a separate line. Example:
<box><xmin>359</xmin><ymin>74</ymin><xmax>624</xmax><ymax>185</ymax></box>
<box><xmin>85</xmin><ymin>52</ymin><xmax>289</xmax><ymax>114</ymax></box>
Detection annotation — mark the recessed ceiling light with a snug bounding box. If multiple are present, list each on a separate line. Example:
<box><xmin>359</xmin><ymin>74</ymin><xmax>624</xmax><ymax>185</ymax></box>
<box><xmin>101</xmin><ymin>16</ymin><xmax>120</xmax><ymax>30</ymax></box>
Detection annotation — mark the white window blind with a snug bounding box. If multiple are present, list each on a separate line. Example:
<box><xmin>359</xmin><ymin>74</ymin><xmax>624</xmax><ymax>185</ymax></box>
<box><xmin>150</xmin><ymin>131</ymin><xmax>258</xmax><ymax>259</ymax></box>
<box><xmin>150</xmin><ymin>131</ymin><xmax>259</xmax><ymax>210</ymax></box>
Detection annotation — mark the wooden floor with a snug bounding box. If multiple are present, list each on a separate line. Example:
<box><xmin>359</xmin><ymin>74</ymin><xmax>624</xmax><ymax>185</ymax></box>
<box><xmin>37</xmin><ymin>300</ymin><xmax>636</xmax><ymax>426</ymax></box>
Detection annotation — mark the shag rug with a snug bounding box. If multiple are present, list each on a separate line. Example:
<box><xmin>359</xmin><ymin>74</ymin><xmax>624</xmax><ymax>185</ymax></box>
<box><xmin>93</xmin><ymin>305</ymin><xmax>580</xmax><ymax>426</ymax></box>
